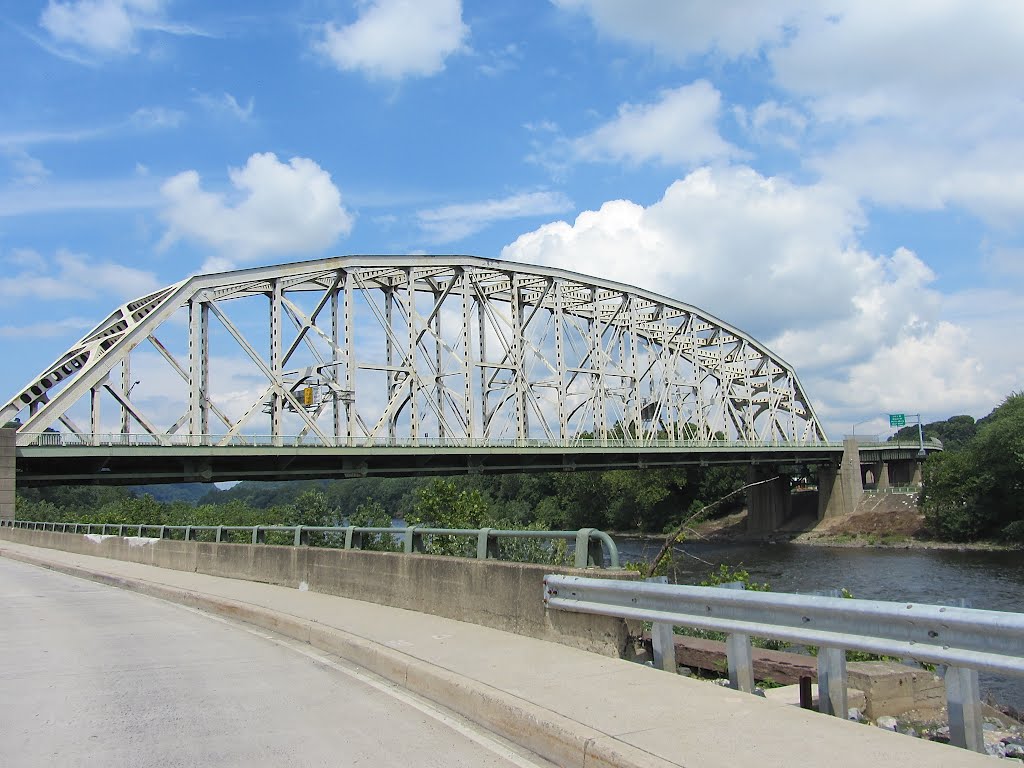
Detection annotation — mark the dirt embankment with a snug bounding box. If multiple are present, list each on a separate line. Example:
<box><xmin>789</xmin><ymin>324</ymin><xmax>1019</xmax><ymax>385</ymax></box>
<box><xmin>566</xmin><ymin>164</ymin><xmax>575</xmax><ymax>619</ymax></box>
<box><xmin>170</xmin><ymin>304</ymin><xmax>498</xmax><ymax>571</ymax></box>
<box><xmin>691</xmin><ymin>492</ymin><xmax>941</xmax><ymax>547</ymax></box>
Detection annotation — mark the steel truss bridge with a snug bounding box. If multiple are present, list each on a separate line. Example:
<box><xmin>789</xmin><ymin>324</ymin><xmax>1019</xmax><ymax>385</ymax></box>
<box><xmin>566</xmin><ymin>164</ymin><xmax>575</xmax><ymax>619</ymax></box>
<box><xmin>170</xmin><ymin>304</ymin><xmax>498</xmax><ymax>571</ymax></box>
<box><xmin>2</xmin><ymin>256</ymin><xmax>839</xmax><ymax>485</ymax></box>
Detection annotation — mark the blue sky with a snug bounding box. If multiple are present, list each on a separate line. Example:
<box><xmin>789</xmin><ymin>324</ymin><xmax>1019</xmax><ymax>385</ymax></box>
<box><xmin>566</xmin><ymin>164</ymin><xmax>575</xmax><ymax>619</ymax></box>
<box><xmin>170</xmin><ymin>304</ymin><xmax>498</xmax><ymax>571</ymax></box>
<box><xmin>1</xmin><ymin>0</ymin><xmax>1022</xmax><ymax>439</ymax></box>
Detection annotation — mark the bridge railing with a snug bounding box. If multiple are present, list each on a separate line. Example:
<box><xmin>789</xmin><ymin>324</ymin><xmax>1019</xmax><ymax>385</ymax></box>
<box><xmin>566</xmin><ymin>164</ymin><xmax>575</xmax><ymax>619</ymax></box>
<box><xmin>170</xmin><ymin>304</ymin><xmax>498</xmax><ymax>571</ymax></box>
<box><xmin>1</xmin><ymin>519</ymin><xmax>619</xmax><ymax>569</ymax></box>
<box><xmin>16</xmin><ymin>431</ymin><xmax>844</xmax><ymax>450</ymax></box>
<box><xmin>543</xmin><ymin>574</ymin><xmax>1023</xmax><ymax>754</ymax></box>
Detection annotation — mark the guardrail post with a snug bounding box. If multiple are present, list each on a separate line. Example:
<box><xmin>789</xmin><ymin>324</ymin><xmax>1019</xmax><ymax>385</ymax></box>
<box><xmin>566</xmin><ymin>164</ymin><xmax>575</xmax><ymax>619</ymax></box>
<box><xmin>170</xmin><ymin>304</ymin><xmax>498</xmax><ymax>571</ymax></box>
<box><xmin>184</xmin><ymin>525</ymin><xmax>192</xmax><ymax>542</ymax></box>
<box><xmin>574</xmin><ymin>528</ymin><xmax>602</xmax><ymax>568</ymax></box>
<box><xmin>816</xmin><ymin>646</ymin><xmax>847</xmax><ymax>717</ymax></box>
<box><xmin>137</xmin><ymin>525</ymin><xmax>143</xmax><ymax>537</ymax></box>
<box><xmin>158</xmin><ymin>525</ymin><xmax>166</xmax><ymax>539</ymax></box>
<box><xmin>476</xmin><ymin>528</ymin><xmax>499</xmax><ymax>560</ymax></box>
<box><xmin>294</xmin><ymin>526</ymin><xmax>308</xmax><ymax>546</ymax></box>
<box><xmin>344</xmin><ymin>526</ymin><xmax>363</xmax><ymax>550</ymax></box>
<box><xmin>215</xmin><ymin>526</ymin><xmax>224</xmax><ymax>543</ymax></box>
<box><xmin>946</xmin><ymin>665</ymin><xmax>983</xmax><ymax>752</ymax></box>
<box><xmin>646</xmin><ymin>576</ymin><xmax>677</xmax><ymax>673</ymax></box>
<box><xmin>117</xmin><ymin>525</ymin><xmax>124</xmax><ymax>537</ymax></box>
<box><xmin>403</xmin><ymin>526</ymin><xmax>424</xmax><ymax>554</ymax></box>
<box><xmin>255</xmin><ymin>527</ymin><xmax>266</xmax><ymax>544</ymax></box>
<box><xmin>721</xmin><ymin>582</ymin><xmax>755</xmax><ymax>693</ymax></box>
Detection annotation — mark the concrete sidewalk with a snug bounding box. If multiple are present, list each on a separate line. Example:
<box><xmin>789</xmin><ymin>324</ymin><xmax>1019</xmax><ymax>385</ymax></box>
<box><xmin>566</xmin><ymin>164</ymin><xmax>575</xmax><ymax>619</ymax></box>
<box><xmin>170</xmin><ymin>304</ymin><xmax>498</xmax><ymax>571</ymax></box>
<box><xmin>0</xmin><ymin>540</ymin><xmax>991</xmax><ymax>768</ymax></box>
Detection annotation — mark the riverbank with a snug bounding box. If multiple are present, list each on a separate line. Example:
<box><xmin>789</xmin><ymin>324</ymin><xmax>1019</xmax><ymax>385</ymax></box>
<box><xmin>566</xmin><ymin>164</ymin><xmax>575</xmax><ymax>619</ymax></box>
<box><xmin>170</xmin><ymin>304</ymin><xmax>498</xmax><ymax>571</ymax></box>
<box><xmin>669</xmin><ymin>494</ymin><xmax>1020</xmax><ymax>551</ymax></box>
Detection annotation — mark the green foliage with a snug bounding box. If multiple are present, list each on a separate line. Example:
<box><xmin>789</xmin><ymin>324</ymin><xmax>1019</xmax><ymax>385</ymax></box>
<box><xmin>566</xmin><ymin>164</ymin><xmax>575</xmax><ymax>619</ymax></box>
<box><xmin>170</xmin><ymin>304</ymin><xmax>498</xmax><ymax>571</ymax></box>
<box><xmin>347</xmin><ymin>499</ymin><xmax>400</xmax><ymax>551</ymax></box>
<box><xmin>921</xmin><ymin>392</ymin><xmax>1024</xmax><ymax>541</ymax></box>
<box><xmin>407</xmin><ymin>478</ymin><xmax>491</xmax><ymax>556</ymax></box>
<box><xmin>699</xmin><ymin>563</ymin><xmax>770</xmax><ymax>592</ymax></box>
<box><xmin>891</xmin><ymin>414</ymin><xmax>978</xmax><ymax>452</ymax></box>
<box><xmin>287</xmin><ymin>489</ymin><xmax>336</xmax><ymax>528</ymax></box>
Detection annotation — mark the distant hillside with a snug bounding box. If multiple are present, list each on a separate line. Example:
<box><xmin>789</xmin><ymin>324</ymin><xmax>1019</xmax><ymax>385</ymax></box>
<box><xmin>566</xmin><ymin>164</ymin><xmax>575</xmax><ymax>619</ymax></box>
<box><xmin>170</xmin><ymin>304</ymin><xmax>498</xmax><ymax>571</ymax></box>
<box><xmin>128</xmin><ymin>483</ymin><xmax>212</xmax><ymax>504</ymax></box>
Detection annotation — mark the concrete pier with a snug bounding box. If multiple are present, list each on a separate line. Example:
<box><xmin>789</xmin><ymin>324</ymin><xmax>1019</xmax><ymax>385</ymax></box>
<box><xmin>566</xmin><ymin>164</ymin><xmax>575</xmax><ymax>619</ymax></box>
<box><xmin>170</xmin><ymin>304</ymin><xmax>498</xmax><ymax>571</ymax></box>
<box><xmin>746</xmin><ymin>464</ymin><xmax>792</xmax><ymax>533</ymax></box>
<box><xmin>817</xmin><ymin>438</ymin><xmax>863</xmax><ymax>520</ymax></box>
<box><xmin>0</xmin><ymin>428</ymin><xmax>14</xmax><ymax>523</ymax></box>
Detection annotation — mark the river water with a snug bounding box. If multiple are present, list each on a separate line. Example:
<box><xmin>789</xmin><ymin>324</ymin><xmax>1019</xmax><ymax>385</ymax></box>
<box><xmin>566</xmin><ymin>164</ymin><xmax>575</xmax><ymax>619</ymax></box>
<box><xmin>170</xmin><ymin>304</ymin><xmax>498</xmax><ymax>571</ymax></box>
<box><xmin>616</xmin><ymin>538</ymin><xmax>1024</xmax><ymax>711</ymax></box>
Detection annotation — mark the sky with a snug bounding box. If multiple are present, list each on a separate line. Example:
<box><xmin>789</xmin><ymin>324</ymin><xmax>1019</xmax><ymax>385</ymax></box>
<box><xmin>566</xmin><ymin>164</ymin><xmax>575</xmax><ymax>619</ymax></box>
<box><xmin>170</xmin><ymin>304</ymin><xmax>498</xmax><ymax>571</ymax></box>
<box><xmin>1</xmin><ymin>0</ymin><xmax>1022</xmax><ymax>440</ymax></box>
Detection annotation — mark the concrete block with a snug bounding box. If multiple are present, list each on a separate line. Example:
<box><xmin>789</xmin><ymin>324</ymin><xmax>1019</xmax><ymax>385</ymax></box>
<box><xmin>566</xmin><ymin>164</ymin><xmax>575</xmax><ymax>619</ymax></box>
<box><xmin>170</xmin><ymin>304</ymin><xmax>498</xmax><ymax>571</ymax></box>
<box><xmin>847</xmin><ymin>661</ymin><xmax>946</xmax><ymax>719</ymax></box>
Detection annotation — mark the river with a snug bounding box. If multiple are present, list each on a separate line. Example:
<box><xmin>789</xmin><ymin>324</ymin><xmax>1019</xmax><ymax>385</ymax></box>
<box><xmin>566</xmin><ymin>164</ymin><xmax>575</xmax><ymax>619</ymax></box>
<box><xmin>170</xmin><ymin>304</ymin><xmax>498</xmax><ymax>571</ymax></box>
<box><xmin>616</xmin><ymin>538</ymin><xmax>1024</xmax><ymax>711</ymax></box>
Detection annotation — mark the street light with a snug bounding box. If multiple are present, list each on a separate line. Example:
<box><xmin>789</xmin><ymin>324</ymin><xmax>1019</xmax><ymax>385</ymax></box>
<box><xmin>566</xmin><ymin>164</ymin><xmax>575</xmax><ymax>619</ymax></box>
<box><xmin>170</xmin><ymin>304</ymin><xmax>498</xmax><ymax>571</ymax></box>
<box><xmin>851</xmin><ymin>418</ymin><xmax>873</xmax><ymax>435</ymax></box>
<box><xmin>126</xmin><ymin>380</ymin><xmax>140</xmax><ymax>398</ymax></box>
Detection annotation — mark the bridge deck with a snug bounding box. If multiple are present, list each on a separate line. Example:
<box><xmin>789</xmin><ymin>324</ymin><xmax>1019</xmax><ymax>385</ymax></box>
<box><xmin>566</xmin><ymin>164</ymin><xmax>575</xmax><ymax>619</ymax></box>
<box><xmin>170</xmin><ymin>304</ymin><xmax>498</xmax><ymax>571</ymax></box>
<box><xmin>16</xmin><ymin>442</ymin><xmax>845</xmax><ymax>485</ymax></box>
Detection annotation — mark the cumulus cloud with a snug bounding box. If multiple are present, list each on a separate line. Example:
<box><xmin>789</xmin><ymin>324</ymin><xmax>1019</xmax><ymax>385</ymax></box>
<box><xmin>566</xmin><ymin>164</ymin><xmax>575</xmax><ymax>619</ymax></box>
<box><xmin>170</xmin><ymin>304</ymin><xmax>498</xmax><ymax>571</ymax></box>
<box><xmin>316</xmin><ymin>0</ymin><xmax>469</xmax><ymax>80</ymax></box>
<box><xmin>0</xmin><ymin>248</ymin><xmax>160</xmax><ymax>301</ymax></box>
<box><xmin>417</xmin><ymin>190</ymin><xmax>574</xmax><ymax>243</ymax></box>
<box><xmin>159</xmin><ymin>152</ymin><xmax>353</xmax><ymax>263</ymax></box>
<box><xmin>573</xmin><ymin>81</ymin><xmax>738</xmax><ymax>167</ymax></box>
<box><xmin>504</xmin><ymin>166</ymin><xmax>868</xmax><ymax>340</ymax></box>
<box><xmin>501</xmin><ymin>166</ymin><xmax>1014</xmax><ymax>434</ymax></box>
<box><xmin>557</xmin><ymin>1</ymin><xmax>1024</xmax><ymax>223</ymax></box>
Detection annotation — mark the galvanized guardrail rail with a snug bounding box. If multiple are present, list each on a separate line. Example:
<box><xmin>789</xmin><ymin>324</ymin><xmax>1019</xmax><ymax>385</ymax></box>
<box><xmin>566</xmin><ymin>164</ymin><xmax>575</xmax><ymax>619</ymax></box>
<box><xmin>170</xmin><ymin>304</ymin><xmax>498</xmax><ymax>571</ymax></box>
<box><xmin>1</xmin><ymin>519</ymin><xmax>619</xmax><ymax>569</ymax></box>
<box><xmin>543</xmin><ymin>574</ymin><xmax>1024</xmax><ymax>753</ymax></box>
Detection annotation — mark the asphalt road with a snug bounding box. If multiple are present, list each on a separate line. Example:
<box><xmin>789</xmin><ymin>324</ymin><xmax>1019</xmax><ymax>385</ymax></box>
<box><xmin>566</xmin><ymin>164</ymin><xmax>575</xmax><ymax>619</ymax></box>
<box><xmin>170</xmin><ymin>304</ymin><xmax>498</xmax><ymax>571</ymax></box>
<box><xmin>0</xmin><ymin>557</ymin><xmax>550</xmax><ymax>768</ymax></box>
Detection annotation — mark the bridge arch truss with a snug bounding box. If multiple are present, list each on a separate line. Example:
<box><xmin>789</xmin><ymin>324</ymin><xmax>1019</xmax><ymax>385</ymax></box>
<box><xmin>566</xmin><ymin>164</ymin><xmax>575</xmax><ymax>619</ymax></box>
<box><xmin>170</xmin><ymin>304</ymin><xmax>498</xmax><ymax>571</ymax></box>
<box><xmin>2</xmin><ymin>256</ymin><xmax>827</xmax><ymax>448</ymax></box>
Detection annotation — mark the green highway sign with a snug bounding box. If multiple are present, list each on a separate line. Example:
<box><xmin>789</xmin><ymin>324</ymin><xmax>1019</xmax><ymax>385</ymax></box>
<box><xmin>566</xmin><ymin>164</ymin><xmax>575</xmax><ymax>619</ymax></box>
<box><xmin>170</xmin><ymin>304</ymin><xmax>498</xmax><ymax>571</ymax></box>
<box><xmin>889</xmin><ymin>413</ymin><xmax>906</xmax><ymax>427</ymax></box>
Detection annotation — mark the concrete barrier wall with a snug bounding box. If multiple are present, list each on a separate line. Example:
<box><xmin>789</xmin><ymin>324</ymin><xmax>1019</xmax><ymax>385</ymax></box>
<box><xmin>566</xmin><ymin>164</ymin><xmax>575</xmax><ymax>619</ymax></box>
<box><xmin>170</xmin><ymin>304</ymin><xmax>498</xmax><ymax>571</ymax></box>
<box><xmin>0</xmin><ymin>527</ymin><xmax>639</xmax><ymax>656</ymax></box>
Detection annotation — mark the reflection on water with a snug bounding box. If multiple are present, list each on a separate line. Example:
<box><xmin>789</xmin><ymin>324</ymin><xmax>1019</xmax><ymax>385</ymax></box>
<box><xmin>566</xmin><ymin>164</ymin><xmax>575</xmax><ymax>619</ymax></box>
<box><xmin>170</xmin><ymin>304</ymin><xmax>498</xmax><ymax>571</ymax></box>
<box><xmin>617</xmin><ymin>538</ymin><xmax>1024</xmax><ymax>710</ymax></box>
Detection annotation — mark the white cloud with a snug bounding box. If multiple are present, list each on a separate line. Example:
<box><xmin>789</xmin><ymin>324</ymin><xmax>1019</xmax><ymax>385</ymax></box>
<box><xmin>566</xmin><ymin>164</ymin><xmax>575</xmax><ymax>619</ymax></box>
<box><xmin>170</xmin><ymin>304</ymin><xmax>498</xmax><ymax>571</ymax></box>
<box><xmin>0</xmin><ymin>317</ymin><xmax>93</xmax><ymax>339</ymax></box>
<box><xmin>767</xmin><ymin>3</ymin><xmax>1024</xmax><ymax>222</ymax></box>
<box><xmin>504</xmin><ymin>166</ymin><xmax>867</xmax><ymax>340</ymax></box>
<box><xmin>2</xmin><ymin>149</ymin><xmax>50</xmax><ymax>185</ymax></box>
<box><xmin>735</xmin><ymin>100</ymin><xmax>807</xmax><ymax>150</ymax></box>
<box><xmin>770</xmin><ymin>3</ymin><xmax>1024</xmax><ymax>124</ymax></box>
<box><xmin>0</xmin><ymin>177</ymin><xmax>162</xmax><ymax>216</ymax></box>
<box><xmin>557</xmin><ymin>1</ymin><xmax>1024</xmax><ymax>223</ymax></box>
<box><xmin>316</xmin><ymin>0</ymin><xmax>469</xmax><ymax>80</ymax></box>
<box><xmin>159</xmin><ymin>152</ymin><xmax>353</xmax><ymax>262</ymax></box>
<box><xmin>501</xmin><ymin>166</ymin><xmax>1017</xmax><ymax>435</ymax></box>
<box><xmin>130</xmin><ymin>106</ymin><xmax>185</xmax><ymax>129</ymax></box>
<box><xmin>552</xmin><ymin>0</ymin><xmax>808</xmax><ymax>60</ymax></box>
<box><xmin>38</xmin><ymin>0</ymin><xmax>194</xmax><ymax>56</ymax></box>
<box><xmin>808</xmin><ymin>130</ymin><xmax>1024</xmax><ymax>226</ymax></box>
<box><xmin>816</xmin><ymin>322</ymin><xmax>1001</xmax><ymax>425</ymax></box>
<box><xmin>417</xmin><ymin>190</ymin><xmax>574</xmax><ymax>243</ymax></box>
<box><xmin>573</xmin><ymin>81</ymin><xmax>737</xmax><ymax>167</ymax></box>
<box><xmin>195</xmin><ymin>92</ymin><xmax>254</xmax><ymax>122</ymax></box>
<box><xmin>0</xmin><ymin>248</ymin><xmax>160</xmax><ymax>301</ymax></box>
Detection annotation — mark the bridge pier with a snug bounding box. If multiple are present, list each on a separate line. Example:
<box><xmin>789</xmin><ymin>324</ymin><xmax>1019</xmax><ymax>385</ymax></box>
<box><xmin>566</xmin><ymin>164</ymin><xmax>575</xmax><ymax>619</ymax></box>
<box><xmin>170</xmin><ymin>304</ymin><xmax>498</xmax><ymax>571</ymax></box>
<box><xmin>817</xmin><ymin>438</ymin><xmax>863</xmax><ymax>520</ymax></box>
<box><xmin>1</xmin><ymin>428</ymin><xmax>14</xmax><ymax>523</ymax></box>
<box><xmin>746</xmin><ymin>465</ymin><xmax>792</xmax><ymax>534</ymax></box>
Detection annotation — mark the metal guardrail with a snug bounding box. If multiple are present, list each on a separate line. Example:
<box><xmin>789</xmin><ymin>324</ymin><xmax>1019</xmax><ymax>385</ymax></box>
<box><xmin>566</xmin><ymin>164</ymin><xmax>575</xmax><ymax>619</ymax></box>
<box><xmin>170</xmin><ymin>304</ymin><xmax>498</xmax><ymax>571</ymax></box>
<box><xmin>18</xmin><ymin>432</ymin><xmax>843</xmax><ymax>450</ymax></box>
<box><xmin>543</xmin><ymin>575</ymin><xmax>1024</xmax><ymax>753</ymax></box>
<box><xmin>1</xmin><ymin>519</ymin><xmax>619</xmax><ymax>569</ymax></box>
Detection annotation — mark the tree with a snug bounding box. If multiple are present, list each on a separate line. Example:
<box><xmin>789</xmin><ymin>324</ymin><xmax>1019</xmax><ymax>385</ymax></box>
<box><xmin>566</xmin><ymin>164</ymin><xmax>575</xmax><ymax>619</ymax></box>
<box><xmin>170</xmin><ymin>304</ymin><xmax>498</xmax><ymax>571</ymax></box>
<box><xmin>921</xmin><ymin>393</ymin><xmax>1024</xmax><ymax>541</ymax></box>
<box><xmin>288</xmin><ymin>489</ymin><xmax>336</xmax><ymax>527</ymax></box>
<box><xmin>407</xmin><ymin>478</ymin><xmax>491</xmax><ymax>556</ymax></box>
